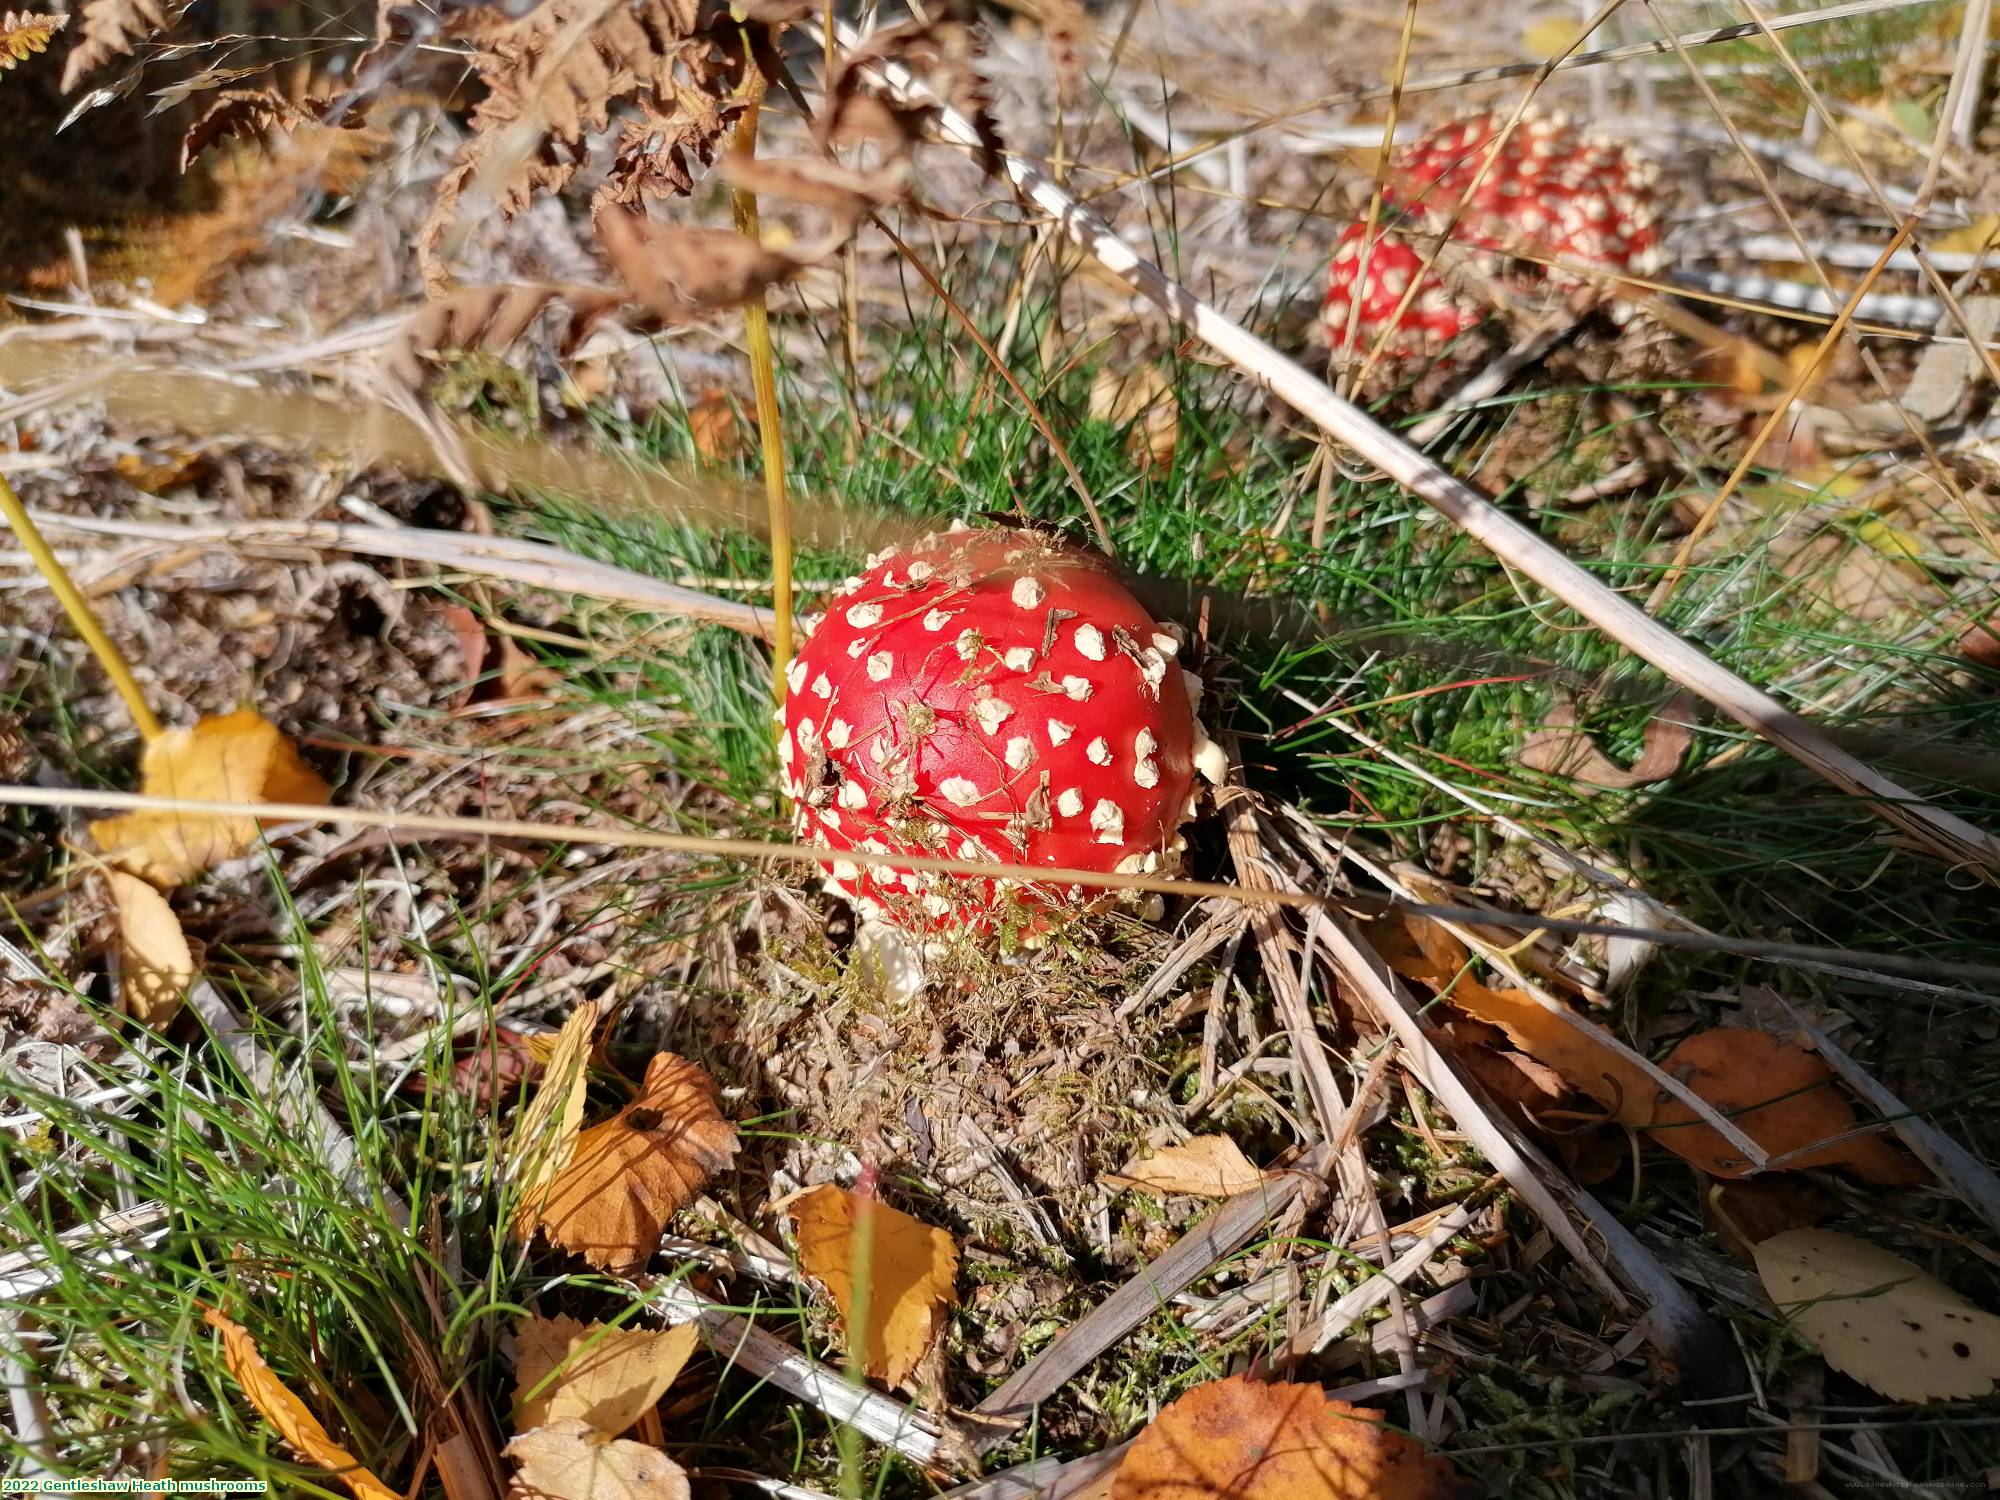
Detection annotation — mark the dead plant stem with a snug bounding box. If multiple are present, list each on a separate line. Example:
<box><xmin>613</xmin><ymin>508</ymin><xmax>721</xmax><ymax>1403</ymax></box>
<box><xmin>730</xmin><ymin>74</ymin><xmax>795</xmax><ymax>704</ymax></box>
<box><xmin>0</xmin><ymin>473</ymin><xmax>160</xmax><ymax>741</ymax></box>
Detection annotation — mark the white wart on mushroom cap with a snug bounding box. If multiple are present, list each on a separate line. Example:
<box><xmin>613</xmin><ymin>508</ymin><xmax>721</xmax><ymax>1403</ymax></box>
<box><xmin>778</xmin><ymin>525</ymin><xmax>1206</xmax><ymax>935</ymax></box>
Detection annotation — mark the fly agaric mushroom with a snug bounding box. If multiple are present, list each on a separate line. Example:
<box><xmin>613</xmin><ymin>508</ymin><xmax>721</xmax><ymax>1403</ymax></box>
<box><xmin>1321</xmin><ymin>222</ymin><xmax>1483</xmax><ymax>357</ymax></box>
<box><xmin>778</xmin><ymin>525</ymin><xmax>1223</xmax><ymax>947</ymax></box>
<box><xmin>1389</xmin><ymin>110</ymin><xmax>1662</xmax><ymax>292</ymax></box>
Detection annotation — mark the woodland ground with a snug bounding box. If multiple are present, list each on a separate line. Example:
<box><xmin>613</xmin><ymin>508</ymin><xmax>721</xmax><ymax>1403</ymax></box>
<box><xmin>2</xmin><ymin>0</ymin><xmax>2000</xmax><ymax>1498</ymax></box>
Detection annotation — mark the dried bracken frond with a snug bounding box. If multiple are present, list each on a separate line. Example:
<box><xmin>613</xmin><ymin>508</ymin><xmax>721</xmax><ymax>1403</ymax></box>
<box><xmin>417</xmin><ymin>0</ymin><xmax>746</xmax><ymax>285</ymax></box>
<box><xmin>0</xmin><ymin>9</ymin><xmax>62</xmax><ymax>72</ymax></box>
<box><xmin>59</xmin><ymin>0</ymin><xmax>184</xmax><ymax>89</ymax></box>
<box><xmin>179</xmin><ymin>89</ymin><xmax>321</xmax><ymax>172</ymax></box>
<box><xmin>382</xmin><ymin>282</ymin><xmax>624</xmax><ymax>390</ymax></box>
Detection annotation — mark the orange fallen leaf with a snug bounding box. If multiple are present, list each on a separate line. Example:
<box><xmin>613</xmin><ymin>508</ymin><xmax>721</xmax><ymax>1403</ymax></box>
<box><xmin>504</xmin><ymin>1418</ymin><xmax>689</xmax><ymax>1500</ymax></box>
<box><xmin>1650</xmin><ymin>1028</ymin><xmax>1922</xmax><ymax>1184</ymax></box>
<box><xmin>687</xmin><ymin>388</ymin><xmax>744</xmax><ymax>462</ymax></box>
<box><xmin>789</xmin><ymin>1184</ymin><xmax>957</xmax><ymax>1389</ymax></box>
<box><xmin>90</xmin><ymin>709</ymin><xmax>331</xmax><ymax>885</ymax></box>
<box><xmin>106</xmin><ymin>869</ymin><xmax>197</xmax><ymax>1028</ymax></box>
<box><xmin>511</xmin><ymin>1315</ymin><xmax>698</xmax><ymax>1437</ymax></box>
<box><xmin>1109</xmin><ymin>1375</ymin><xmax>1468</xmax><ymax>1499</ymax></box>
<box><xmin>533</xmin><ymin>1053</ymin><xmax>738</xmax><ymax>1272</ymax></box>
<box><xmin>204</xmin><ymin>1309</ymin><xmax>399</xmax><ymax>1500</ymax></box>
<box><xmin>1105</xmin><ymin>1136</ymin><xmax>1272</xmax><ymax>1199</ymax></box>
<box><xmin>508</xmin><ymin>1002</ymin><xmax>599</xmax><ymax>1242</ymax></box>
<box><xmin>1377</xmin><ymin>914</ymin><xmax>1656</xmax><ymax>1127</ymax></box>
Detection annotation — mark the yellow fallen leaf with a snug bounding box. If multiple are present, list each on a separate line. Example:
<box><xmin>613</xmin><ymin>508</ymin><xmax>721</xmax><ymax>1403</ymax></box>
<box><xmin>534</xmin><ymin>1053</ymin><xmax>739</xmax><ymax>1273</ymax></box>
<box><xmin>1934</xmin><ymin>214</ymin><xmax>2000</xmax><ymax>255</ymax></box>
<box><xmin>106</xmin><ymin>870</ymin><xmax>196</xmax><ymax>1029</ymax></box>
<box><xmin>204</xmin><ymin>1309</ymin><xmax>400</xmax><ymax>1500</ymax></box>
<box><xmin>1105</xmin><ymin>1136</ymin><xmax>1271</xmax><ymax>1199</ymax></box>
<box><xmin>512</xmin><ymin>1315</ymin><xmax>698</xmax><ymax>1437</ymax></box>
<box><xmin>509</xmin><ymin>1001</ymin><xmax>601</xmax><ymax>1242</ymax></box>
<box><xmin>1522</xmin><ymin>17</ymin><xmax>1584</xmax><ymax>56</ymax></box>
<box><xmin>504</xmin><ymin>1418</ymin><xmax>689</xmax><ymax>1500</ymax></box>
<box><xmin>90</xmin><ymin>710</ymin><xmax>331</xmax><ymax>885</ymax></box>
<box><xmin>789</xmin><ymin>1184</ymin><xmax>957</xmax><ymax>1389</ymax></box>
<box><xmin>1753</xmin><ymin>1229</ymin><xmax>2000</xmax><ymax>1403</ymax></box>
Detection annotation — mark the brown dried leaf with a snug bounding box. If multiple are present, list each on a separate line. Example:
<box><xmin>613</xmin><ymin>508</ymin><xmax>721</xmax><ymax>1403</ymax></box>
<box><xmin>504</xmin><ymin>1419</ymin><xmax>689</xmax><ymax>1500</ymax></box>
<box><xmin>89</xmin><ymin>710</ymin><xmax>332</xmax><ymax>886</ymax></box>
<box><xmin>1753</xmin><ymin>1230</ymin><xmax>2000</xmax><ymax>1403</ymax></box>
<box><xmin>1105</xmin><ymin>1136</ymin><xmax>1271</xmax><ymax>1199</ymax></box>
<box><xmin>1</xmin><ymin>10</ymin><xmax>63</xmax><ymax>71</ymax></box>
<box><xmin>1707</xmin><ymin>1178</ymin><xmax>1834</xmax><ymax>1261</ymax></box>
<box><xmin>384</xmin><ymin>283</ymin><xmax>622</xmax><ymax>391</ymax></box>
<box><xmin>511</xmin><ymin>1315</ymin><xmax>698</xmax><ymax>1437</ymax></box>
<box><xmin>1650</xmin><ymin>1028</ymin><xmax>1923</xmax><ymax>1184</ymax></box>
<box><xmin>1520</xmin><ymin>694</ymin><xmax>1694</xmax><ymax>790</ymax></box>
<box><xmin>180</xmin><ymin>89</ymin><xmax>318</xmax><ymax>172</ymax></box>
<box><xmin>1109</xmin><ymin>1376</ymin><xmax>1469</xmax><ymax>1499</ymax></box>
<box><xmin>106</xmin><ymin>870</ymin><xmax>196</xmax><ymax>1029</ymax></box>
<box><xmin>534</xmin><ymin>1052</ymin><xmax>738</xmax><ymax>1272</ymax></box>
<box><xmin>597</xmin><ymin>214</ymin><xmax>806</xmax><ymax>324</ymax></box>
<box><xmin>789</xmin><ymin>1184</ymin><xmax>957</xmax><ymax>1389</ymax></box>
<box><xmin>60</xmin><ymin>0</ymin><xmax>179</xmax><ymax>88</ymax></box>
<box><xmin>205</xmin><ymin>1310</ymin><xmax>400</xmax><ymax>1500</ymax></box>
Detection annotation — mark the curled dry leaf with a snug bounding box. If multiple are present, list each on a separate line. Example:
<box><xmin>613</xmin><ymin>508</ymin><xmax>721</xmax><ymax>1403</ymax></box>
<box><xmin>1651</xmin><ymin>1028</ymin><xmax>1922</xmax><ymax>1184</ymax></box>
<box><xmin>504</xmin><ymin>1418</ymin><xmax>689</xmax><ymax>1500</ymax></box>
<box><xmin>89</xmin><ymin>709</ymin><xmax>331</xmax><ymax>886</ymax></box>
<box><xmin>384</xmin><ymin>283</ymin><xmax>623</xmax><ymax>392</ymax></box>
<box><xmin>1110</xmin><ymin>1375</ymin><xmax>1469</xmax><ymax>1499</ymax></box>
<box><xmin>203</xmin><ymin>1309</ymin><xmax>399</xmax><ymax>1500</ymax></box>
<box><xmin>1519</xmin><ymin>694</ymin><xmax>1694</xmax><ymax>791</ymax></box>
<box><xmin>1753</xmin><ymin>1229</ymin><xmax>2000</xmax><ymax>1403</ymax></box>
<box><xmin>789</xmin><ymin>1184</ymin><xmax>958</xmax><ymax>1389</ymax></box>
<box><xmin>1105</xmin><ymin>1136</ymin><xmax>1271</xmax><ymax>1199</ymax></box>
<box><xmin>512</xmin><ymin>1314</ymin><xmax>698</xmax><ymax>1437</ymax></box>
<box><xmin>105</xmin><ymin>869</ymin><xmax>196</xmax><ymax>1029</ymax></box>
<box><xmin>508</xmin><ymin>1001</ymin><xmax>599</xmax><ymax>1242</ymax></box>
<box><xmin>0</xmin><ymin>9</ymin><xmax>62</xmax><ymax>70</ymax></box>
<box><xmin>534</xmin><ymin>1052</ymin><xmax>738</xmax><ymax>1272</ymax></box>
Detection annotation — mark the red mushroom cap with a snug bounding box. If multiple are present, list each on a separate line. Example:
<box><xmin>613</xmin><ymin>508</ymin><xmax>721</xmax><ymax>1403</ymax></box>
<box><xmin>778</xmin><ymin>525</ymin><xmax>1207</xmax><ymax>938</ymax></box>
<box><xmin>1389</xmin><ymin>111</ymin><xmax>1662</xmax><ymax>287</ymax></box>
<box><xmin>1322</xmin><ymin>222</ymin><xmax>1483</xmax><ymax>358</ymax></box>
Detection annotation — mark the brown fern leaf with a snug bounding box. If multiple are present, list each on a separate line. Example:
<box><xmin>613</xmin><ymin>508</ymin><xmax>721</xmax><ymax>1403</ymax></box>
<box><xmin>179</xmin><ymin>89</ymin><xmax>318</xmax><ymax>172</ymax></box>
<box><xmin>60</xmin><ymin>0</ymin><xmax>185</xmax><ymax>90</ymax></box>
<box><xmin>383</xmin><ymin>282</ymin><xmax>623</xmax><ymax>390</ymax></box>
<box><xmin>0</xmin><ymin>10</ymin><xmax>63</xmax><ymax>71</ymax></box>
<box><xmin>417</xmin><ymin>0</ymin><xmax>745</xmax><ymax>285</ymax></box>
<box><xmin>824</xmin><ymin>17</ymin><xmax>1001</xmax><ymax>176</ymax></box>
